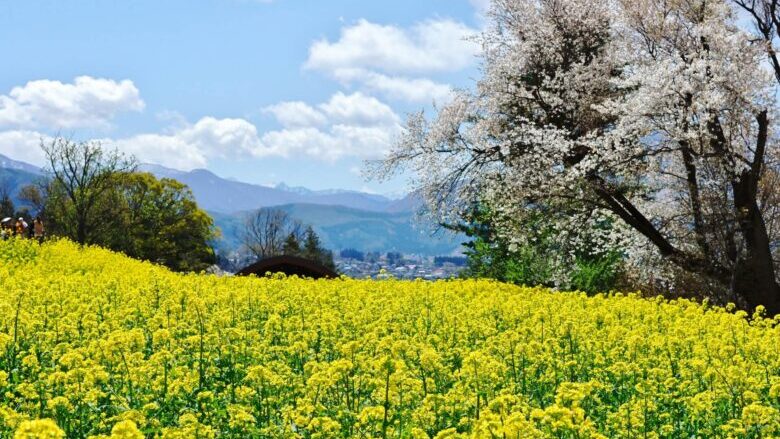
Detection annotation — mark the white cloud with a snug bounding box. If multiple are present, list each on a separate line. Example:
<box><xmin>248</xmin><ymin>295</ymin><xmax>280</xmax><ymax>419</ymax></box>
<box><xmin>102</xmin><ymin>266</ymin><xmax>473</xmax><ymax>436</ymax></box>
<box><xmin>114</xmin><ymin>133</ymin><xmax>207</xmax><ymax>170</ymax></box>
<box><xmin>264</xmin><ymin>101</ymin><xmax>327</xmax><ymax>128</ymax></box>
<box><xmin>65</xmin><ymin>92</ymin><xmax>400</xmax><ymax>169</ymax></box>
<box><xmin>332</xmin><ymin>68</ymin><xmax>453</xmax><ymax>104</ymax></box>
<box><xmin>318</xmin><ymin>92</ymin><xmax>399</xmax><ymax>126</ymax></box>
<box><xmin>305</xmin><ymin>19</ymin><xmax>475</xmax><ymax>104</ymax></box>
<box><xmin>0</xmin><ymin>111</ymin><xmax>398</xmax><ymax>171</ymax></box>
<box><xmin>0</xmin><ymin>76</ymin><xmax>144</xmax><ymax>130</ymax></box>
<box><xmin>114</xmin><ymin>117</ymin><xmax>264</xmax><ymax>170</ymax></box>
<box><xmin>251</xmin><ymin>92</ymin><xmax>401</xmax><ymax>161</ymax></box>
<box><xmin>260</xmin><ymin>124</ymin><xmax>396</xmax><ymax>162</ymax></box>
<box><xmin>260</xmin><ymin>92</ymin><xmax>401</xmax><ymax>162</ymax></box>
<box><xmin>355</xmin><ymin>73</ymin><xmax>453</xmax><ymax>104</ymax></box>
<box><xmin>0</xmin><ymin>117</ymin><xmax>266</xmax><ymax>172</ymax></box>
<box><xmin>0</xmin><ymin>74</ymin><xmax>399</xmax><ymax>170</ymax></box>
<box><xmin>183</xmin><ymin>117</ymin><xmax>263</xmax><ymax>158</ymax></box>
<box><xmin>266</xmin><ymin>92</ymin><xmax>399</xmax><ymax>128</ymax></box>
<box><xmin>306</xmin><ymin>19</ymin><xmax>479</xmax><ymax>75</ymax></box>
<box><xmin>0</xmin><ymin>130</ymin><xmax>48</xmax><ymax>166</ymax></box>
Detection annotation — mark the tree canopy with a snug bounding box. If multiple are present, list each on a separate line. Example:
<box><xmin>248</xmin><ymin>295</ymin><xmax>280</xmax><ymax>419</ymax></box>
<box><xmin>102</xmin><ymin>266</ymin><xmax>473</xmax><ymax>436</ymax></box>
<box><xmin>37</xmin><ymin>138</ymin><xmax>217</xmax><ymax>272</ymax></box>
<box><xmin>376</xmin><ymin>0</ymin><xmax>780</xmax><ymax>312</ymax></box>
<box><xmin>114</xmin><ymin>172</ymin><xmax>217</xmax><ymax>272</ymax></box>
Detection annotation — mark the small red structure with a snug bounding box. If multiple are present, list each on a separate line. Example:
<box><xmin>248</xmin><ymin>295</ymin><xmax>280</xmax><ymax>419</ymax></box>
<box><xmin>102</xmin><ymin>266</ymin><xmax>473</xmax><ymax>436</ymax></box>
<box><xmin>236</xmin><ymin>255</ymin><xmax>338</xmax><ymax>279</ymax></box>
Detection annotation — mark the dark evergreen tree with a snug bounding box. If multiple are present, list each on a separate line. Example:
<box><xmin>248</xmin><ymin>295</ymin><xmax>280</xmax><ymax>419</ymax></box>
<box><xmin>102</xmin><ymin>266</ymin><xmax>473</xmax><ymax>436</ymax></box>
<box><xmin>302</xmin><ymin>226</ymin><xmax>336</xmax><ymax>271</ymax></box>
<box><xmin>0</xmin><ymin>188</ymin><xmax>14</xmax><ymax>219</ymax></box>
<box><xmin>282</xmin><ymin>232</ymin><xmax>301</xmax><ymax>256</ymax></box>
<box><xmin>339</xmin><ymin>248</ymin><xmax>364</xmax><ymax>261</ymax></box>
<box><xmin>386</xmin><ymin>252</ymin><xmax>403</xmax><ymax>265</ymax></box>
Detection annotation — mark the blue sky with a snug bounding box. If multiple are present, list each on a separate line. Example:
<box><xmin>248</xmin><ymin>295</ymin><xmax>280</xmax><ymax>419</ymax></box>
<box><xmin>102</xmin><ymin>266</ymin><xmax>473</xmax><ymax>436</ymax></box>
<box><xmin>0</xmin><ymin>0</ymin><xmax>487</xmax><ymax>194</ymax></box>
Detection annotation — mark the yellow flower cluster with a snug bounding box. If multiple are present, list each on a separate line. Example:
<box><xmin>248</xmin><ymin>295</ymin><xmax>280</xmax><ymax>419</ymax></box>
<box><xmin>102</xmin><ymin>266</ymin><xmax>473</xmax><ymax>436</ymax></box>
<box><xmin>0</xmin><ymin>237</ymin><xmax>779</xmax><ymax>438</ymax></box>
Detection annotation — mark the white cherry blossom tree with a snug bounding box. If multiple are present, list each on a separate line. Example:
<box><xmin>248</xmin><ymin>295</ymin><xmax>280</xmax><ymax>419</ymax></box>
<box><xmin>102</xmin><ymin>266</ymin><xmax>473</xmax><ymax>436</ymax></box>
<box><xmin>376</xmin><ymin>0</ymin><xmax>780</xmax><ymax>312</ymax></box>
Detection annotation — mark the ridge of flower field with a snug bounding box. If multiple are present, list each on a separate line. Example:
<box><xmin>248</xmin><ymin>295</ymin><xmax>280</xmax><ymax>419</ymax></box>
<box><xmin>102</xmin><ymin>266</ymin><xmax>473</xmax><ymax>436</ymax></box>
<box><xmin>2</xmin><ymin>239</ymin><xmax>780</xmax><ymax>438</ymax></box>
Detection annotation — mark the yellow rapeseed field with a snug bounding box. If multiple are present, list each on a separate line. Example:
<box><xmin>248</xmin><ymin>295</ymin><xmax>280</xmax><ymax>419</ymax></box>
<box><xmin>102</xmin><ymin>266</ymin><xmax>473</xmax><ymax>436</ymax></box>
<box><xmin>1</xmin><ymin>238</ymin><xmax>779</xmax><ymax>438</ymax></box>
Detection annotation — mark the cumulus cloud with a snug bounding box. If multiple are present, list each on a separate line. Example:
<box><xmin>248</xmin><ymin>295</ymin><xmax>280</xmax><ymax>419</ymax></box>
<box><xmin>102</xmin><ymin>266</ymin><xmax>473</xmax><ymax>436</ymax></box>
<box><xmin>183</xmin><ymin>117</ymin><xmax>263</xmax><ymax>158</ymax></box>
<box><xmin>0</xmin><ymin>130</ymin><xmax>49</xmax><ymax>166</ymax></box>
<box><xmin>306</xmin><ymin>19</ymin><xmax>478</xmax><ymax>75</ymax></box>
<box><xmin>260</xmin><ymin>92</ymin><xmax>401</xmax><ymax>161</ymax></box>
<box><xmin>114</xmin><ymin>133</ymin><xmax>207</xmax><ymax>170</ymax></box>
<box><xmin>332</xmin><ymin>68</ymin><xmax>453</xmax><ymax>104</ymax></box>
<box><xmin>260</xmin><ymin>125</ymin><xmax>396</xmax><ymax>162</ymax></box>
<box><xmin>15</xmin><ymin>92</ymin><xmax>403</xmax><ymax>170</ymax></box>
<box><xmin>305</xmin><ymin>19</ymin><xmax>476</xmax><ymax>104</ymax></box>
<box><xmin>0</xmin><ymin>77</ymin><xmax>399</xmax><ymax>170</ymax></box>
<box><xmin>318</xmin><ymin>92</ymin><xmax>399</xmax><ymax>126</ymax></box>
<box><xmin>266</xmin><ymin>92</ymin><xmax>399</xmax><ymax>128</ymax></box>
<box><xmin>0</xmin><ymin>76</ymin><xmax>144</xmax><ymax>130</ymax></box>
<box><xmin>209</xmin><ymin>94</ymin><xmax>397</xmax><ymax>166</ymax></box>
<box><xmin>254</xmin><ymin>92</ymin><xmax>401</xmax><ymax>161</ymax></box>
<box><xmin>264</xmin><ymin>101</ymin><xmax>328</xmax><ymax>128</ymax></box>
<box><xmin>113</xmin><ymin>117</ymin><xmax>264</xmax><ymax>170</ymax></box>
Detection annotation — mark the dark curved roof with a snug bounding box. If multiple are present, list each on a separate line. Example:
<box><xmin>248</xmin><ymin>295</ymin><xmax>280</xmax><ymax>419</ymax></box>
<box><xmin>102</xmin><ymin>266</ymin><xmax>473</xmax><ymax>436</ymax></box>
<box><xmin>236</xmin><ymin>255</ymin><xmax>338</xmax><ymax>279</ymax></box>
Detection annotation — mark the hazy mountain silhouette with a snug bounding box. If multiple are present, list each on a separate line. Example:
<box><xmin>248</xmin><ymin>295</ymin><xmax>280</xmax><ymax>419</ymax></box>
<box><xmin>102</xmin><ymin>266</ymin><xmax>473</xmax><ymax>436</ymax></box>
<box><xmin>139</xmin><ymin>163</ymin><xmax>412</xmax><ymax>213</ymax></box>
<box><xmin>0</xmin><ymin>155</ymin><xmax>43</xmax><ymax>175</ymax></box>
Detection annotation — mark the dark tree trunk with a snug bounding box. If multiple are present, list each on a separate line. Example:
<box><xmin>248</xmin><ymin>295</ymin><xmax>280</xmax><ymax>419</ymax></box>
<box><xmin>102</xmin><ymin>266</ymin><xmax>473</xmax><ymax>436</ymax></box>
<box><xmin>77</xmin><ymin>223</ymin><xmax>86</xmax><ymax>245</ymax></box>
<box><xmin>590</xmin><ymin>173</ymin><xmax>780</xmax><ymax>314</ymax></box>
<box><xmin>725</xmin><ymin>110</ymin><xmax>780</xmax><ymax>315</ymax></box>
<box><xmin>76</xmin><ymin>212</ymin><xmax>87</xmax><ymax>245</ymax></box>
<box><xmin>732</xmin><ymin>173</ymin><xmax>780</xmax><ymax>315</ymax></box>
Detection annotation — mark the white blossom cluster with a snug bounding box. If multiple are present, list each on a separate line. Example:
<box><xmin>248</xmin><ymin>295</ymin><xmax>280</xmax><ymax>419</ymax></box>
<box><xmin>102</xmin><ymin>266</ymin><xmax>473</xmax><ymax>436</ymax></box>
<box><xmin>376</xmin><ymin>0</ymin><xmax>779</xmax><ymax>296</ymax></box>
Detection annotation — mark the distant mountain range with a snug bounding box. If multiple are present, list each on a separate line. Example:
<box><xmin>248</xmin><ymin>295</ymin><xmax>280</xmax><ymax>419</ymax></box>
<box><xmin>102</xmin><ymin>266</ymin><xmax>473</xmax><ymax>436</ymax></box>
<box><xmin>0</xmin><ymin>155</ymin><xmax>463</xmax><ymax>255</ymax></box>
<box><xmin>0</xmin><ymin>155</ymin><xmax>43</xmax><ymax>175</ymax></box>
<box><xmin>139</xmin><ymin>163</ymin><xmax>416</xmax><ymax>214</ymax></box>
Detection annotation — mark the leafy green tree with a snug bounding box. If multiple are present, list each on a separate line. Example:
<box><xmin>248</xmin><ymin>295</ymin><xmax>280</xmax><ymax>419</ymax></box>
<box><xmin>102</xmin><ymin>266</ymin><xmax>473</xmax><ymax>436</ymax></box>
<box><xmin>116</xmin><ymin>173</ymin><xmax>217</xmax><ymax>272</ymax></box>
<box><xmin>39</xmin><ymin>138</ymin><xmax>216</xmax><ymax>272</ymax></box>
<box><xmin>453</xmin><ymin>205</ymin><xmax>622</xmax><ymax>294</ymax></box>
<box><xmin>42</xmin><ymin>138</ymin><xmax>136</xmax><ymax>245</ymax></box>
